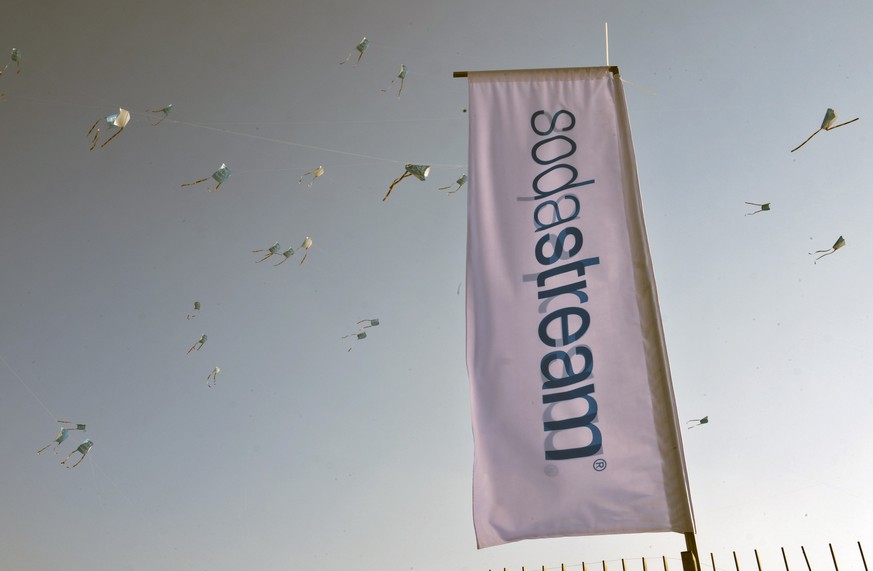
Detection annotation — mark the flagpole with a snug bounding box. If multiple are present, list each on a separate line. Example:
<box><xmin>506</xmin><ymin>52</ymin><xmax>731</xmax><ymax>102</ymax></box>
<box><xmin>682</xmin><ymin>532</ymin><xmax>701</xmax><ymax>571</ymax></box>
<box><xmin>452</xmin><ymin>66</ymin><xmax>619</xmax><ymax>78</ymax></box>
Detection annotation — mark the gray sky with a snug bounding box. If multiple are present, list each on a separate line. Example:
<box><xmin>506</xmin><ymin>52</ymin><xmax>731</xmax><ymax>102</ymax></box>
<box><xmin>2</xmin><ymin>1</ymin><xmax>873</xmax><ymax>570</ymax></box>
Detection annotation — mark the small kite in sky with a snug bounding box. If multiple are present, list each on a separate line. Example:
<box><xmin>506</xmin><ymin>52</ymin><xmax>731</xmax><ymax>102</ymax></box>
<box><xmin>791</xmin><ymin>108</ymin><xmax>859</xmax><ymax>152</ymax></box>
<box><xmin>745</xmin><ymin>201</ymin><xmax>771</xmax><ymax>216</ymax></box>
<box><xmin>37</xmin><ymin>428</ymin><xmax>70</xmax><ymax>455</ymax></box>
<box><xmin>253</xmin><ymin>242</ymin><xmax>282</xmax><ymax>263</ymax></box>
<box><xmin>298</xmin><ymin>236</ymin><xmax>312</xmax><ymax>264</ymax></box>
<box><xmin>383</xmin><ymin>164</ymin><xmax>430</xmax><ymax>201</ymax></box>
<box><xmin>187</xmin><ymin>334</ymin><xmax>207</xmax><ymax>354</ymax></box>
<box><xmin>273</xmin><ymin>247</ymin><xmax>295</xmax><ymax>266</ymax></box>
<box><xmin>37</xmin><ymin>421</ymin><xmax>87</xmax><ymax>455</ymax></box>
<box><xmin>299</xmin><ymin>165</ymin><xmax>325</xmax><ymax>187</ymax></box>
<box><xmin>381</xmin><ymin>64</ymin><xmax>407</xmax><ymax>97</ymax></box>
<box><xmin>187</xmin><ymin>301</ymin><xmax>201</xmax><ymax>320</ymax></box>
<box><xmin>207</xmin><ymin>367</ymin><xmax>220</xmax><ymax>387</ymax></box>
<box><xmin>439</xmin><ymin>174</ymin><xmax>468</xmax><ymax>195</ymax></box>
<box><xmin>358</xmin><ymin>318</ymin><xmax>380</xmax><ymax>328</ymax></box>
<box><xmin>687</xmin><ymin>416</ymin><xmax>708</xmax><ymax>429</ymax></box>
<box><xmin>147</xmin><ymin>104</ymin><xmax>173</xmax><ymax>125</ymax></box>
<box><xmin>60</xmin><ymin>439</ymin><xmax>93</xmax><ymax>468</ymax></box>
<box><xmin>181</xmin><ymin>163</ymin><xmax>231</xmax><ymax>192</ymax></box>
<box><xmin>87</xmin><ymin>108</ymin><xmax>131</xmax><ymax>150</ymax></box>
<box><xmin>1</xmin><ymin>47</ymin><xmax>20</xmax><ymax>75</ymax></box>
<box><xmin>340</xmin><ymin>37</ymin><xmax>369</xmax><ymax>65</ymax></box>
<box><xmin>342</xmin><ymin>330</ymin><xmax>367</xmax><ymax>351</ymax></box>
<box><xmin>810</xmin><ymin>235</ymin><xmax>845</xmax><ymax>263</ymax></box>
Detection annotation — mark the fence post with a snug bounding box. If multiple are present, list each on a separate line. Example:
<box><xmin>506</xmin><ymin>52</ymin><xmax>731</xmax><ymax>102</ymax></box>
<box><xmin>859</xmin><ymin>542</ymin><xmax>868</xmax><ymax>571</ymax></box>
<box><xmin>782</xmin><ymin>547</ymin><xmax>790</xmax><ymax>571</ymax></box>
<box><xmin>829</xmin><ymin>544</ymin><xmax>839</xmax><ymax>571</ymax></box>
<box><xmin>802</xmin><ymin>546</ymin><xmax>812</xmax><ymax>571</ymax></box>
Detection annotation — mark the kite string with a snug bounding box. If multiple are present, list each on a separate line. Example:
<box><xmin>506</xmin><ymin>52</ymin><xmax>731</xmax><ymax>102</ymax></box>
<box><xmin>0</xmin><ymin>353</ymin><xmax>57</xmax><ymax>420</ymax></box>
<box><xmin>161</xmin><ymin>116</ymin><xmax>464</xmax><ymax>167</ymax></box>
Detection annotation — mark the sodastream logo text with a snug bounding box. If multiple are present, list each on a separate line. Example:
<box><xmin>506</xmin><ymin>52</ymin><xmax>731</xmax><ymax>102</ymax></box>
<box><xmin>528</xmin><ymin>109</ymin><xmax>602</xmax><ymax>460</ymax></box>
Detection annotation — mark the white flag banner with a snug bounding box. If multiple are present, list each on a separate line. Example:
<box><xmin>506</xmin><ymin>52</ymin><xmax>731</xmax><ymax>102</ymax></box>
<box><xmin>466</xmin><ymin>67</ymin><xmax>695</xmax><ymax>548</ymax></box>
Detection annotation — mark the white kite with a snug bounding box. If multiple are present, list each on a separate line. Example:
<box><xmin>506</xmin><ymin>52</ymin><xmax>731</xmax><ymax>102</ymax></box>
<box><xmin>147</xmin><ymin>104</ymin><xmax>173</xmax><ymax>125</ymax></box>
<box><xmin>340</xmin><ymin>37</ymin><xmax>369</xmax><ymax>65</ymax></box>
<box><xmin>87</xmin><ymin>108</ymin><xmax>131</xmax><ymax>150</ymax></box>
<box><xmin>207</xmin><ymin>367</ymin><xmax>220</xmax><ymax>387</ymax></box>
<box><xmin>687</xmin><ymin>416</ymin><xmax>709</xmax><ymax>429</ymax></box>
<box><xmin>383</xmin><ymin>164</ymin><xmax>430</xmax><ymax>201</ymax></box>
<box><xmin>37</xmin><ymin>421</ymin><xmax>87</xmax><ymax>455</ymax></box>
<box><xmin>810</xmin><ymin>236</ymin><xmax>845</xmax><ymax>263</ymax></box>
<box><xmin>187</xmin><ymin>300</ymin><xmax>201</xmax><ymax>320</ymax></box>
<box><xmin>791</xmin><ymin>108</ymin><xmax>859</xmax><ymax>152</ymax></box>
<box><xmin>381</xmin><ymin>64</ymin><xmax>407</xmax><ymax>97</ymax></box>
<box><xmin>253</xmin><ymin>242</ymin><xmax>282</xmax><ymax>263</ymax></box>
<box><xmin>299</xmin><ymin>165</ymin><xmax>325</xmax><ymax>187</ymax></box>
<box><xmin>439</xmin><ymin>174</ymin><xmax>468</xmax><ymax>195</ymax></box>
<box><xmin>181</xmin><ymin>163</ymin><xmax>231</xmax><ymax>192</ymax></box>
<box><xmin>60</xmin><ymin>439</ymin><xmax>93</xmax><ymax>468</ymax></box>
<box><xmin>744</xmin><ymin>201</ymin><xmax>770</xmax><ymax>216</ymax></box>
<box><xmin>187</xmin><ymin>334</ymin><xmax>207</xmax><ymax>354</ymax></box>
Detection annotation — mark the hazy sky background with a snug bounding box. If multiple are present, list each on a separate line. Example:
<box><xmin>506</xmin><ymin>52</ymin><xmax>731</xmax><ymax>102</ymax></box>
<box><xmin>2</xmin><ymin>1</ymin><xmax>873</xmax><ymax>570</ymax></box>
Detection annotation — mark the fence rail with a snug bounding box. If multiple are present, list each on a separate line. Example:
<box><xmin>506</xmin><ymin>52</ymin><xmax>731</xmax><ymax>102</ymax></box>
<box><xmin>491</xmin><ymin>542</ymin><xmax>868</xmax><ymax>571</ymax></box>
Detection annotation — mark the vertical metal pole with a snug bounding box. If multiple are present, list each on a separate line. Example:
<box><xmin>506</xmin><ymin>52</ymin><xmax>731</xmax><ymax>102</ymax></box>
<box><xmin>755</xmin><ymin>550</ymin><xmax>762</xmax><ymax>571</ymax></box>
<box><xmin>663</xmin><ymin>555</ymin><xmax>670</xmax><ymax>571</ymax></box>
<box><xmin>643</xmin><ymin>557</ymin><xmax>648</xmax><ymax>571</ymax></box>
<box><xmin>603</xmin><ymin>561</ymin><xmax>608</xmax><ymax>571</ymax></box>
<box><xmin>859</xmin><ymin>542</ymin><xmax>868</xmax><ymax>571</ymax></box>
<box><xmin>622</xmin><ymin>559</ymin><xmax>628</xmax><ymax>571</ymax></box>
<box><xmin>802</xmin><ymin>546</ymin><xmax>812</xmax><ymax>571</ymax></box>
<box><xmin>584</xmin><ymin>562</ymin><xmax>588</xmax><ymax>571</ymax></box>
<box><xmin>829</xmin><ymin>544</ymin><xmax>838</xmax><ymax>571</ymax></box>
<box><xmin>782</xmin><ymin>547</ymin><xmax>790</xmax><ymax>571</ymax></box>
<box><xmin>711</xmin><ymin>553</ymin><xmax>716</xmax><ymax>571</ymax></box>
<box><xmin>733</xmin><ymin>551</ymin><xmax>740</xmax><ymax>571</ymax></box>
<box><xmin>683</xmin><ymin>532</ymin><xmax>701</xmax><ymax>571</ymax></box>
<box><xmin>563</xmin><ymin>564</ymin><xmax>567</xmax><ymax>571</ymax></box>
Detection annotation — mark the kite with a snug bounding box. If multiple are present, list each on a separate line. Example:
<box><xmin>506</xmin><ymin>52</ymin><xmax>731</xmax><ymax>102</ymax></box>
<box><xmin>187</xmin><ymin>301</ymin><xmax>201</xmax><ymax>320</ymax></box>
<box><xmin>87</xmin><ymin>108</ymin><xmax>131</xmax><ymax>150</ymax></box>
<box><xmin>38</xmin><ymin>428</ymin><xmax>70</xmax><ymax>454</ymax></box>
<box><xmin>1</xmin><ymin>47</ymin><xmax>20</xmax><ymax>75</ymax></box>
<box><xmin>687</xmin><ymin>416</ymin><xmax>708</xmax><ymax>429</ymax></box>
<box><xmin>37</xmin><ymin>421</ymin><xmax>87</xmax><ymax>455</ymax></box>
<box><xmin>791</xmin><ymin>108</ymin><xmax>859</xmax><ymax>152</ymax></box>
<box><xmin>187</xmin><ymin>334</ymin><xmax>207</xmax><ymax>354</ymax></box>
<box><xmin>383</xmin><ymin>164</ymin><xmax>430</xmax><ymax>201</ymax></box>
<box><xmin>298</xmin><ymin>236</ymin><xmax>312</xmax><ymax>265</ymax></box>
<box><xmin>744</xmin><ymin>201</ymin><xmax>770</xmax><ymax>216</ymax></box>
<box><xmin>439</xmin><ymin>174</ymin><xmax>468</xmax><ymax>195</ymax></box>
<box><xmin>340</xmin><ymin>37</ymin><xmax>369</xmax><ymax>65</ymax></box>
<box><xmin>60</xmin><ymin>439</ymin><xmax>93</xmax><ymax>468</ymax></box>
<box><xmin>381</xmin><ymin>64</ymin><xmax>407</xmax><ymax>97</ymax></box>
<box><xmin>358</xmin><ymin>318</ymin><xmax>379</xmax><ymax>328</ymax></box>
<box><xmin>274</xmin><ymin>247</ymin><xmax>295</xmax><ymax>266</ymax></box>
<box><xmin>810</xmin><ymin>236</ymin><xmax>845</xmax><ymax>263</ymax></box>
<box><xmin>181</xmin><ymin>163</ymin><xmax>231</xmax><ymax>192</ymax></box>
<box><xmin>207</xmin><ymin>367</ymin><xmax>220</xmax><ymax>387</ymax></box>
<box><xmin>253</xmin><ymin>242</ymin><xmax>282</xmax><ymax>263</ymax></box>
<box><xmin>147</xmin><ymin>104</ymin><xmax>173</xmax><ymax>125</ymax></box>
<box><xmin>299</xmin><ymin>165</ymin><xmax>325</xmax><ymax>187</ymax></box>
<box><xmin>342</xmin><ymin>330</ymin><xmax>367</xmax><ymax>351</ymax></box>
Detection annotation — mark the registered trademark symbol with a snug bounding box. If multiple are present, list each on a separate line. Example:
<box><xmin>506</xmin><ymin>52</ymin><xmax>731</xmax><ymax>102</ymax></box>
<box><xmin>593</xmin><ymin>459</ymin><xmax>607</xmax><ymax>472</ymax></box>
